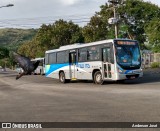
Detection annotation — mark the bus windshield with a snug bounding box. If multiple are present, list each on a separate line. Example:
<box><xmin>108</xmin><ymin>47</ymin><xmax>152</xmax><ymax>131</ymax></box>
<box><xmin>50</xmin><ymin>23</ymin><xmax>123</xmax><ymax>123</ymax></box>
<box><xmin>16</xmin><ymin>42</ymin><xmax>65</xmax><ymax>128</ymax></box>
<box><xmin>115</xmin><ymin>40</ymin><xmax>141</xmax><ymax>70</ymax></box>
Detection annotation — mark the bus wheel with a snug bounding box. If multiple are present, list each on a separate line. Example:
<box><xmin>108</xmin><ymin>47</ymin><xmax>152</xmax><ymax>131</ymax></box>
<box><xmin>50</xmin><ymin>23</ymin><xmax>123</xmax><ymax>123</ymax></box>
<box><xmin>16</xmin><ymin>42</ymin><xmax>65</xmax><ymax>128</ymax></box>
<box><xmin>59</xmin><ymin>72</ymin><xmax>66</xmax><ymax>83</ymax></box>
<box><xmin>94</xmin><ymin>71</ymin><xmax>103</xmax><ymax>85</ymax></box>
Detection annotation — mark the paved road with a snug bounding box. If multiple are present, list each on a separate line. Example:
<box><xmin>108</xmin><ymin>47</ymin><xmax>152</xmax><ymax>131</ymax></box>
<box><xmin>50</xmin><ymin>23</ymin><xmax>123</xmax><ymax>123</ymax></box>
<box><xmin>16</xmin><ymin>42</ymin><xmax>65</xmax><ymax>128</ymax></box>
<box><xmin>0</xmin><ymin>69</ymin><xmax>160</xmax><ymax>125</ymax></box>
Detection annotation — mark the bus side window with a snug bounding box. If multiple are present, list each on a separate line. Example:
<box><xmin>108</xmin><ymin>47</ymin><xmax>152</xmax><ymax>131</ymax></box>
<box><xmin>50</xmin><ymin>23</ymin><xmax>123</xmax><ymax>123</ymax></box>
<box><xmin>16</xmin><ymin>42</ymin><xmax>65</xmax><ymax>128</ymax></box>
<box><xmin>57</xmin><ymin>51</ymin><xmax>66</xmax><ymax>63</ymax></box>
<box><xmin>110</xmin><ymin>46</ymin><xmax>114</xmax><ymax>64</ymax></box>
<box><xmin>65</xmin><ymin>51</ymin><xmax>69</xmax><ymax>63</ymax></box>
<box><xmin>48</xmin><ymin>53</ymin><xmax>56</xmax><ymax>64</ymax></box>
<box><xmin>45</xmin><ymin>54</ymin><xmax>49</xmax><ymax>65</ymax></box>
<box><xmin>102</xmin><ymin>48</ymin><xmax>109</xmax><ymax>62</ymax></box>
<box><xmin>78</xmin><ymin>48</ymin><xmax>87</xmax><ymax>62</ymax></box>
<box><xmin>102</xmin><ymin>46</ymin><xmax>114</xmax><ymax>64</ymax></box>
<box><xmin>87</xmin><ymin>46</ymin><xmax>100</xmax><ymax>61</ymax></box>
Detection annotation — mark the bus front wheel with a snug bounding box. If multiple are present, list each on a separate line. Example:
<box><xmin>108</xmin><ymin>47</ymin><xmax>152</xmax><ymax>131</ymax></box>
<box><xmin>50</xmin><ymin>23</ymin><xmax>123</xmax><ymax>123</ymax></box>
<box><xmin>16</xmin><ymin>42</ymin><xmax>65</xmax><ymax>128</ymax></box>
<box><xmin>94</xmin><ymin>71</ymin><xmax>103</xmax><ymax>85</ymax></box>
<box><xmin>59</xmin><ymin>72</ymin><xmax>66</xmax><ymax>83</ymax></box>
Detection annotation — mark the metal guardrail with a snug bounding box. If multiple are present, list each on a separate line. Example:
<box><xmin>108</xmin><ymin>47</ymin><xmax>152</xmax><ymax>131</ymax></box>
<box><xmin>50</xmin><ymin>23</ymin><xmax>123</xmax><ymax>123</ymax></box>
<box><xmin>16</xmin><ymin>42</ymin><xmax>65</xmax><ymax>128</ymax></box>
<box><xmin>142</xmin><ymin>53</ymin><xmax>160</xmax><ymax>68</ymax></box>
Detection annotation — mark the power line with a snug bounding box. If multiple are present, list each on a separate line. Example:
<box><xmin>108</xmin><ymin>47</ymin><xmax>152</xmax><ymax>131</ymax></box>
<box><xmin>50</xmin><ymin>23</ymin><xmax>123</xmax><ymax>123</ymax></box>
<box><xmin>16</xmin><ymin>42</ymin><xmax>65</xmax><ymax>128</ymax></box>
<box><xmin>0</xmin><ymin>13</ymin><xmax>93</xmax><ymax>28</ymax></box>
<box><xmin>0</xmin><ymin>13</ymin><xmax>93</xmax><ymax>21</ymax></box>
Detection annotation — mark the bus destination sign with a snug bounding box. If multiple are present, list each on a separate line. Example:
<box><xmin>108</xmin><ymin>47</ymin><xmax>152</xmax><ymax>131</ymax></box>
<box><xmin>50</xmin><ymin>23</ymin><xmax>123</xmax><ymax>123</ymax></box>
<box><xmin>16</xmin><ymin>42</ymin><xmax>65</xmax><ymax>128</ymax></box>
<box><xmin>116</xmin><ymin>41</ymin><xmax>136</xmax><ymax>45</ymax></box>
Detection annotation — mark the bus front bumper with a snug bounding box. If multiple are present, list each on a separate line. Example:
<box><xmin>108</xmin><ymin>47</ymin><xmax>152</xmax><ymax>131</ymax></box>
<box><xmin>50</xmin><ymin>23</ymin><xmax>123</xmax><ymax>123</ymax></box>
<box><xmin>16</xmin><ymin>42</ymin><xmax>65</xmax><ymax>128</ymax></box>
<box><xmin>117</xmin><ymin>72</ymin><xmax>143</xmax><ymax>80</ymax></box>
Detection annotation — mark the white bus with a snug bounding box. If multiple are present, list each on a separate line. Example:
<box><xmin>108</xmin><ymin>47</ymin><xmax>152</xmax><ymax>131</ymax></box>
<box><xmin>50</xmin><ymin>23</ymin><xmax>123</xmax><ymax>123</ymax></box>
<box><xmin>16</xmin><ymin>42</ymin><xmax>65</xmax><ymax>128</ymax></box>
<box><xmin>31</xmin><ymin>58</ymin><xmax>45</xmax><ymax>75</ymax></box>
<box><xmin>45</xmin><ymin>39</ymin><xmax>143</xmax><ymax>84</ymax></box>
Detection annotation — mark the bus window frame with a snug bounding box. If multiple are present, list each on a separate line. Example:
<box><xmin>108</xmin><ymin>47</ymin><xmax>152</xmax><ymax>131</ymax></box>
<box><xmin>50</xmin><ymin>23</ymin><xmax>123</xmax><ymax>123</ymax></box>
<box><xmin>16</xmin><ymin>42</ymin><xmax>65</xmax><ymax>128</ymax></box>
<box><xmin>78</xmin><ymin>48</ymin><xmax>87</xmax><ymax>62</ymax></box>
<box><xmin>48</xmin><ymin>52</ymin><xmax>57</xmax><ymax>64</ymax></box>
<box><xmin>57</xmin><ymin>51</ymin><xmax>68</xmax><ymax>64</ymax></box>
<box><xmin>45</xmin><ymin>54</ymin><xmax>49</xmax><ymax>65</ymax></box>
<box><xmin>100</xmin><ymin>43</ymin><xmax>114</xmax><ymax>64</ymax></box>
<box><xmin>87</xmin><ymin>45</ymin><xmax>100</xmax><ymax>61</ymax></box>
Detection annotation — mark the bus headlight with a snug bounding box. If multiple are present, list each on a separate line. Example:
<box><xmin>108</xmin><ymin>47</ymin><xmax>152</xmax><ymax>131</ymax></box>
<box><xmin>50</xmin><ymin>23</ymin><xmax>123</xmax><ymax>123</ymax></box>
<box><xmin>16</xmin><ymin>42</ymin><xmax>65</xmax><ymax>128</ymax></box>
<box><xmin>133</xmin><ymin>69</ymin><xmax>142</xmax><ymax>74</ymax></box>
<box><xmin>118</xmin><ymin>67</ymin><xmax>123</xmax><ymax>73</ymax></box>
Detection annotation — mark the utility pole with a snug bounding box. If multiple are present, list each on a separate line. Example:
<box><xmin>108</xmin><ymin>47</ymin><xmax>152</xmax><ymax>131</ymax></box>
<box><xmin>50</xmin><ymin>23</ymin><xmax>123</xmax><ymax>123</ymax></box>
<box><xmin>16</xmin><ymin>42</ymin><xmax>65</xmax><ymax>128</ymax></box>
<box><xmin>113</xmin><ymin>7</ymin><xmax>118</xmax><ymax>38</ymax></box>
<box><xmin>108</xmin><ymin>0</ymin><xmax>119</xmax><ymax>38</ymax></box>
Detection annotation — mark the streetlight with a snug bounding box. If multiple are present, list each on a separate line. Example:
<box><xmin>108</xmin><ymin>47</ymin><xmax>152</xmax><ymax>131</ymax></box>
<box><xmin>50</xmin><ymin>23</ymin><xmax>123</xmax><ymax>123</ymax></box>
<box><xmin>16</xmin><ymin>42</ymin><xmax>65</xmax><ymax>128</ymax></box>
<box><xmin>0</xmin><ymin>4</ymin><xmax>14</xmax><ymax>8</ymax></box>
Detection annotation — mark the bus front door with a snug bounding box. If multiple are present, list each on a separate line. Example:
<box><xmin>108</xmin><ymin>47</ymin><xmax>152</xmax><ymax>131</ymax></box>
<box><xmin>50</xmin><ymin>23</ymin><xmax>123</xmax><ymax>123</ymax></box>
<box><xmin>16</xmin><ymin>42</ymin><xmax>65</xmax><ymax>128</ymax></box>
<box><xmin>102</xmin><ymin>47</ymin><xmax>114</xmax><ymax>79</ymax></box>
<box><xmin>69</xmin><ymin>52</ymin><xmax>77</xmax><ymax>80</ymax></box>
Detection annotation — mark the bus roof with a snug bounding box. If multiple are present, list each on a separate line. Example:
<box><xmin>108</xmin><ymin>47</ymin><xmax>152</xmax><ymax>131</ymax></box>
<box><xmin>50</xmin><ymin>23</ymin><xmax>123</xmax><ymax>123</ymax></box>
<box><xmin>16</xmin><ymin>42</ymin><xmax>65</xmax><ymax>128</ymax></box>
<box><xmin>46</xmin><ymin>39</ymin><xmax>114</xmax><ymax>54</ymax></box>
<box><xmin>31</xmin><ymin>57</ymin><xmax>44</xmax><ymax>61</ymax></box>
<box><xmin>45</xmin><ymin>39</ymin><xmax>136</xmax><ymax>54</ymax></box>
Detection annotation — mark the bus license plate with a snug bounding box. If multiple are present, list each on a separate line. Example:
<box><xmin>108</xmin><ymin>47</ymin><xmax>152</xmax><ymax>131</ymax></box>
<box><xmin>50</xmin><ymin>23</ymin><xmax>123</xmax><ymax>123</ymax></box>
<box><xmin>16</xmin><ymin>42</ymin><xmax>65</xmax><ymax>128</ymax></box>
<box><xmin>130</xmin><ymin>76</ymin><xmax>135</xmax><ymax>79</ymax></box>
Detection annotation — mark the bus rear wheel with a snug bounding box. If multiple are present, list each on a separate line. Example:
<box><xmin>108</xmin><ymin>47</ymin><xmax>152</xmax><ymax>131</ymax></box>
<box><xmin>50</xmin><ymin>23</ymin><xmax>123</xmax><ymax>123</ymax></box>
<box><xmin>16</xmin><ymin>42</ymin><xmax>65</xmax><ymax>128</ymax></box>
<box><xmin>59</xmin><ymin>72</ymin><xmax>66</xmax><ymax>83</ymax></box>
<box><xmin>94</xmin><ymin>71</ymin><xmax>103</xmax><ymax>85</ymax></box>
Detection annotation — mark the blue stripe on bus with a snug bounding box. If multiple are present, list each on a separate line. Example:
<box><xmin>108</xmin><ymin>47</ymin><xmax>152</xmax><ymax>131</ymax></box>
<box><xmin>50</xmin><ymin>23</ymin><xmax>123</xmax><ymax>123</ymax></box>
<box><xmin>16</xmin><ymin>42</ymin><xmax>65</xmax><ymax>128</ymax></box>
<box><xmin>124</xmin><ymin>70</ymin><xmax>130</xmax><ymax>74</ymax></box>
<box><xmin>125</xmin><ymin>70</ymin><xmax>135</xmax><ymax>74</ymax></box>
<box><xmin>46</xmin><ymin>63</ymin><xmax>69</xmax><ymax>76</ymax></box>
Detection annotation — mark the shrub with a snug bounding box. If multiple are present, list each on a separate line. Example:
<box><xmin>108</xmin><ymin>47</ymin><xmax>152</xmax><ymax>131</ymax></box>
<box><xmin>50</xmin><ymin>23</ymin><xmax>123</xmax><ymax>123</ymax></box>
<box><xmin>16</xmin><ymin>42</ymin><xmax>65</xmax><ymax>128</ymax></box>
<box><xmin>151</xmin><ymin>62</ymin><xmax>160</xmax><ymax>68</ymax></box>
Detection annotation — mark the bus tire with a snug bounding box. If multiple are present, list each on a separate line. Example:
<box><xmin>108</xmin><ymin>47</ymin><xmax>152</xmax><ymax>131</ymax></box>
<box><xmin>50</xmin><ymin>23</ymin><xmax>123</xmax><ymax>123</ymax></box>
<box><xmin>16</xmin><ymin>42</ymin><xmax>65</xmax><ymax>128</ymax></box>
<box><xmin>59</xmin><ymin>72</ymin><xmax>66</xmax><ymax>83</ymax></box>
<box><xmin>94</xmin><ymin>71</ymin><xmax>103</xmax><ymax>85</ymax></box>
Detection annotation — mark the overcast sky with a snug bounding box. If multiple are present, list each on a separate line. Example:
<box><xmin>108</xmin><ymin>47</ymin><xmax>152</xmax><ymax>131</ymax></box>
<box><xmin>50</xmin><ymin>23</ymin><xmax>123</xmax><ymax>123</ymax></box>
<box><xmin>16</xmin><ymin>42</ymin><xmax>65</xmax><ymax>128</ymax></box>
<box><xmin>0</xmin><ymin>0</ymin><xmax>159</xmax><ymax>28</ymax></box>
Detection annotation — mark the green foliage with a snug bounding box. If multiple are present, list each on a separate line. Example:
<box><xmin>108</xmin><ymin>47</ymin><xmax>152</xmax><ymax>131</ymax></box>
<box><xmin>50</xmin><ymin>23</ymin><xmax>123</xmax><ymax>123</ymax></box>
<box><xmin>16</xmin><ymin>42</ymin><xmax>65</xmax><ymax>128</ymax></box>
<box><xmin>0</xmin><ymin>60</ymin><xmax>5</xmax><ymax>68</ymax></box>
<box><xmin>145</xmin><ymin>18</ymin><xmax>160</xmax><ymax>52</ymax></box>
<box><xmin>18</xmin><ymin>19</ymin><xmax>84</xmax><ymax>58</ymax></box>
<box><xmin>117</xmin><ymin>0</ymin><xmax>160</xmax><ymax>48</ymax></box>
<box><xmin>5</xmin><ymin>0</ymin><xmax>160</xmax><ymax>60</ymax></box>
<box><xmin>0</xmin><ymin>47</ymin><xmax>9</xmax><ymax>59</ymax></box>
<box><xmin>82</xmin><ymin>15</ymin><xmax>107</xmax><ymax>42</ymax></box>
<box><xmin>0</xmin><ymin>28</ymin><xmax>37</xmax><ymax>51</ymax></box>
<box><xmin>0</xmin><ymin>47</ymin><xmax>15</xmax><ymax>68</ymax></box>
<box><xmin>82</xmin><ymin>3</ymin><xmax>115</xmax><ymax>43</ymax></box>
<box><xmin>82</xmin><ymin>0</ymin><xmax>160</xmax><ymax>49</ymax></box>
<box><xmin>51</xmin><ymin>20</ymin><xmax>84</xmax><ymax>48</ymax></box>
<box><xmin>0</xmin><ymin>57</ymin><xmax>15</xmax><ymax>68</ymax></box>
<box><xmin>151</xmin><ymin>62</ymin><xmax>160</xmax><ymax>68</ymax></box>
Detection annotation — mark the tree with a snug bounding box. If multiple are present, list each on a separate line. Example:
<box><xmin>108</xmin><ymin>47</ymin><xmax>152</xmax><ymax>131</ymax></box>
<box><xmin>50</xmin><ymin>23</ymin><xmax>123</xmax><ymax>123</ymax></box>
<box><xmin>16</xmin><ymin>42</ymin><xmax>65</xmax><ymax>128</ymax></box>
<box><xmin>82</xmin><ymin>3</ymin><xmax>114</xmax><ymax>43</ymax></box>
<box><xmin>18</xmin><ymin>40</ymin><xmax>41</xmax><ymax>58</ymax></box>
<box><xmin>83</xmin><ymin>0</ymin><xmax>160</xmax><ymax>50</ymax></box>
<box><xmin>35</xmin><ymin>24</ymin><xmax>53</xmax><ymax>50</ymax></box>
<box><xmin>0</xmin><ymin>47</ymin><xmax>9</xmax><ymax>68</ymax></box>
<box><xmin>145</xmin><ymin>18</ymin><xmax>160</xmax><ymax>52</ymax></box>
<box><xmin>118</xmin><ymin>0</ymin><xmax>160</xmax><ymax>48</ymax></box>
<box><xmin>18</xmin><ymin>19</ymin><xmax>84</xmax><ymax>58</ymax></box>
<box><xmin>51</xmin><ymin>19</ymin><xmax>84</xmax><ymax>48</ymax></box>
<box><xmin>82</xmin><ymin>15</ymin><xmax>109</xmax><ymax>42</ymax></box>
<box><xmin>17</xmin><ymin>0</ymin><xmax>160</xmax><ymax>55</ymax></box>
<box><xmin>0</xmin><ymin>47</ymin><xmax>9</xmax><ymax>59</ymax></box>
<box><xmin>35</xmin><ymin>19</ymin><xmax>84</xmax><ymax>50</ymax></box>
